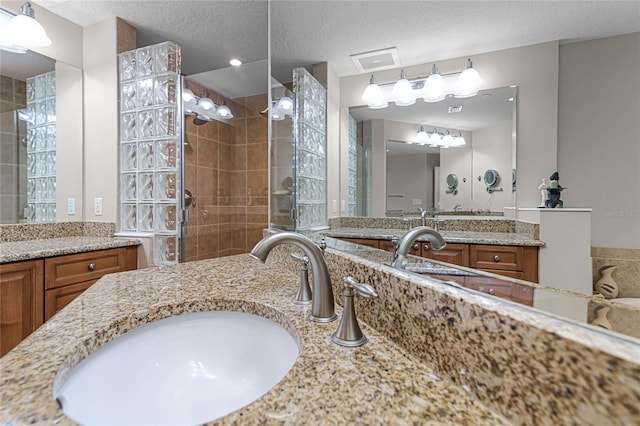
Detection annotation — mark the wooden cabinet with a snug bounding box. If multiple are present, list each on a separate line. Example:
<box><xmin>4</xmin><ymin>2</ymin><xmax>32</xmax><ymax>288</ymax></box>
<box><xmin>0</xmin><ymin>246</ymin><xmax>138</xmax><ymax>354</ymax></box>
<box><xmin>0</xmin><ymin>260</ymin><xmax>44</xmax><ymax>356</ymax></box>
<box><xmin>421</xmin><ymin>242</ymin><xmax>470</xmax><ymax>267</ymax></box>
<box><xmin>470</xmin><ymin>245</ymin><xmax>538</xmax><ymax>283</ymax></box>
<box><xmin>44</xmin><ymin>247</ymin><xmax>137</xmax><ymax>320</ymax></box>
<box><xmin>335</xmin><ymin>236</ymin><xmax>538</xmax><ymax>283</ymax></box>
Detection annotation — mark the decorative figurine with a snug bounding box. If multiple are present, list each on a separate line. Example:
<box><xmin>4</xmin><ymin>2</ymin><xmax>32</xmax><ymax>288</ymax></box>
<box><xmin>537</xmin><ymin>178</ymin><xmax>547</xmax><ymax>207</ymax></box>
<box><xmin>545</xmin><ymin>171</ymin><xmax>565</xmax><ymax>208</ymax></box>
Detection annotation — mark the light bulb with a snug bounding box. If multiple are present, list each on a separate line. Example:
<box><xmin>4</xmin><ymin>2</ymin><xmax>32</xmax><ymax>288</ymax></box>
<box><xmin>423</xmin><ymin>64</ymin><xmax>446</xmax><ymax>103</ymax></box>
<box><xmin>7</xmin><ymin>3</ymin><xmax>51</xmax><ymax>47</ymax></box>
<box><xmin>428</xmin><ymin>128</ymin><xmax>442</xmax><ymax>145</ymax></box>
<box><xmin>453</xmin><ymin>132</ymin><xmax>466</xmax><ymax>146</ymax></box>
<box><xmin>362</xmin><ymin>74</ymin><xmax>384</xmax><ymax>107</ymax></box>
<box><xmin>393</xmin><ymin>70</ymin><xmax>415</xmax><ymax>106</ymax></box>
<box><xmin>198</xmin><ymin>97</ymin><xmax>215</xmax><ymax>111</ymax></box>
<box><xmin>454</xmin><ymin>59</ymin><xmax>482</xmax><ymax>98</ymax></box>
<box><xmin>182</xmin><ymin>89</ymin><xmax>195</xmax><ymax>103</ymax></box>
<box><xmin>276</xmin><ymin>96</ymin><xmax>293</xmax><ymax>112</ymax></box>
<box><xmin>441</xmin><ymin>130</ymin><xmax>454</xmax><ymax>147</ymax></box>
<box><xmin>416</xmin><ymin>126</ymin><xmax>428</xmax><ymax>144</ymax></box>
<box><xmin>216</xmin><ymin>104</ymin><xmax>233</xmax><ymax>119</ymax></box>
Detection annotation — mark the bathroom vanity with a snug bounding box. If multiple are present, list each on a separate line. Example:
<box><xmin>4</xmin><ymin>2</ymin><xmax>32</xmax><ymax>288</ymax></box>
<box><xmin>0</xmin><ymin>237</ymin><xmax>139</xmax><ymax>356</ymax></box>
<box><xmin>1</xmin><ymin>234</ymin><xmax>638</xmax><ymax>425</ymax></box>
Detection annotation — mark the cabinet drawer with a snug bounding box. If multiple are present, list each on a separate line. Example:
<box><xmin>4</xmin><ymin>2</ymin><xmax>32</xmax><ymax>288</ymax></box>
<box><xmin>470</xmin><ymin>245</ymin><xmax>524</xmax><ymax>271</ymax></box>
<box><xmin>45</xmin><ymin>247</ymin><xmax>137</xmax><ymax>290</ymax></box>
<box><xmin>45</xmin><ymin>281</ymin><xmax>94</xmax><ymax>320</ymax></box>
<box><xmin>379</xmin><ymin>239</ymin><xmax>421</xmax><ymax>256</ymax></box>
<box><xmin>423</xmin><ymin>243</ymin><xmax>470</xmax><ymax>267</ymax></box>
<box><xmin>464</xmin><ymin>276</ymin><xmax>515</xmax><ymax>298</ymax></box>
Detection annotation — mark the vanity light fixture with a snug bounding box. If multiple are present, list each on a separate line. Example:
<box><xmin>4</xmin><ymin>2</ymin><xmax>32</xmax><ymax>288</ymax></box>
<box><xmin>428</xmin><ymin>128</ymin><xmax>442</xmax><ymax>146</ymax></box>
<box><xmin>454</xmin><ymin>59</ymin><xmax>482</xmax><ymax>98</ymax></box>
<box><xmin>423</xmin><ymin>65</ymin><xmax>446</xmax><ymax>103</ymax></box>
<box><xmin>441</xmin><ymin>130</ymin><xmax>454</xmax><ymax>147</ymax></box>
<box><xmin>361</xmin><ymin>75</ymin><xmax>387</xmax><ymax>109</ymax></box>
<box><xmin>392</xmin><ymin>70</ymin><xmax>415</xmax><ymax>106</ymax></box>
<box><xmin>4</xmin><ymin>2</ymin><xmax>51</xmax><ymax>48</ymax></box>
<box><xmin>216</xmin><ymin>103</ymin><xmax>233</xmax><ymax>119</ymax></box>
<box><xmin>182</xmin><ymin>90</ymin><xmax>234</xmax><ymax>123</ymax></box>
<box><xmin>362</xmin><ymin>58</ymin><xmax>483</xmax><ymax>109</ymax></box>
<box><xmin>415</xmin><ymin>126</ymin><xmax>428</xmax><ymax>144</ymax></box>
<box><xmin>452</xmin><ymin>131</ymin><xmax>467</xmax><ymax>146</ymax></box>
<box><xmin>270</xmin><ymin>96</ymin><xmax>294</xmax><ymax>121</ymax></box>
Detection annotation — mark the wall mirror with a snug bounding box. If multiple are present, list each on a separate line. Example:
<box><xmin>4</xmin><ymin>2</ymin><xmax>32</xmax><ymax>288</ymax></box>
<box><xmin>346</xmin><ymin>86</ymin><xmax>517</xmax><ymax>217</ymax></box>
<box><xmin>0</xmin><ymin>48</ymin><xmax>83</xmax><ymax>224</ymax></box>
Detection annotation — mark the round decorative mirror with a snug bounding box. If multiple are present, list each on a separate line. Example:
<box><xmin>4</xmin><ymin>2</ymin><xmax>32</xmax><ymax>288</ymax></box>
<box><xmin>483</xmin><ymin>169</ymin><xmax>499</xmax><ymax>188</ymax></box>
<box><xmin>446</xmin><ymin>173</ymin><xmax>458</xmax><ymax>189</ymax></box>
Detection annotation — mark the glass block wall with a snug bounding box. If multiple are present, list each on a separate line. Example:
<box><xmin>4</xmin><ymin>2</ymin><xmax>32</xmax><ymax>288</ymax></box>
<box><xmin>26</xmin><ymin>71</ymin><xmax>56</xmax><ymax>222</ymax></box>
<box><xmin>347</xmin><ymin>114</ymin><xmax>357</xmax><ymax>216</ymax></box>
<box><xmin>293</xmin><ymin>67</ymin><xmax>327</xmax><ymax>230</ymax></box>
<box><xmin>118</xmin><ymin>42</ymin><xmax>182</xmax><ymax>265</ymax></box>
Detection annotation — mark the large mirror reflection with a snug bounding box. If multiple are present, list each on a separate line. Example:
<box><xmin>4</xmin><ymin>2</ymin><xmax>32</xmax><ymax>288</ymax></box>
<box><xmin>348</xmin><ymin>86</ymin><xmax>516</xmax><ymax>217</ymax></box>
<box><xmin>0</xmin><ymin>48</ymin><xmax>83</xmax><ymax>224</ymax></box>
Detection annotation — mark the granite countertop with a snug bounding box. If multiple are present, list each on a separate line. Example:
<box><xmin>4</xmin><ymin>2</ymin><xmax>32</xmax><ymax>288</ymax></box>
<box><xmin>322</xmin><ymin>227</ymin><xmax>545</xmax><ymax>247</ymax></box>
<box><xmin>0</xmin><ymin>237</ymin><xmax>142</xmax><ymax>263</ymax></box>
<box><xmin>0</xmin><ymin>255</ymin><xmax>507</xmax><ymax>425</ymax></box>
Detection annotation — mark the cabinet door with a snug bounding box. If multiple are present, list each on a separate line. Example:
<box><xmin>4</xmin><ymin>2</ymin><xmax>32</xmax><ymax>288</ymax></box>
<box><xmin>422</xmin><ymin>242</ymin><xmax>470</xmax><ymax>267</ymax></box>
<box><xmin>379</xmin><ymin>240</ymin><xmax>421</xmax><ymax>256</ymax></box>
<box><xmin>0</xmin><ymin>260</ymin><xmax>44</xmax><ymax>356</ymax></box>
<box><xmin>45</xmin><ymin>281</ymin><xmax>94</xmax><ymax>321</ymax></box>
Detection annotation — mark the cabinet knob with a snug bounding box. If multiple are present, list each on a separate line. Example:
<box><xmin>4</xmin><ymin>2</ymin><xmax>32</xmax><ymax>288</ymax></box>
<box><xmin>488</xmin><ymin>288</ymin><xmax>495</xmax><ymax>295</ymax></box>
<box><xmin>423</xmin><ymin>244</ymin><xmax>429</xmax><ymax>251</ymax></box>
<box><xmin>88</xmin><ymin>263</ymin><xmax>96</xmax><ymax>271</ymax></box>
<box><xmin>412</xmin><ymin>243</ymin><xmax>420</xmax><ymax>250</ymax></box>
<box><xmin>493</xmin><ymin>255</ymin><xmax>500</xmax><ymax>262</ymax></box>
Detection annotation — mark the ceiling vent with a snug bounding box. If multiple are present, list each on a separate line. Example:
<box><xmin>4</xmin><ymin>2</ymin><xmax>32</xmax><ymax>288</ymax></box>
<box><xmin>448</xmin><ymin>105</ymin><xmax>463</xmax><ymax>113</ymax></box>
<box><xmin>350</xmin><ymin>47</ymin><xmax>401</xmax><ymax>74</ymax></box>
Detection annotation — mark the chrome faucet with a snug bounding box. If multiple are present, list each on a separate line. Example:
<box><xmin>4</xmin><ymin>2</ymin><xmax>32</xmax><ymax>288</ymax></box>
<box><xmin>418</xmin><ymin>208</ymin><xmax>428</xmax><ymax>226</ymax></box>
<box><xmin>250</xmin><ymin>232</ymin><xmax>338</xmax><ymax>323</ymax></box>
<box><xmin>391</xmin><ymin>226</ymin><xmax>446</xmax><ymax>268</ymax></box>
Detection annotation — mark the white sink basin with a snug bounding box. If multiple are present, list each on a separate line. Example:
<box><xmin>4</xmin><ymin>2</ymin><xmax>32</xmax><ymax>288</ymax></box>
<box><xmin>54</xmin><ymin>311</ymin><xmax>299</xmax><ymax>425</ymax></box>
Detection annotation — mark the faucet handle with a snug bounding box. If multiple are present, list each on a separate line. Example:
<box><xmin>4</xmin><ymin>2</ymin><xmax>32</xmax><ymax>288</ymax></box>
<box><xmin>331</xmin><ymin>276</ymin><xmax>378</xmax><ymax>347</ymax></box>
<box><xmin>344</xmin><ymin>276</ymin><xmax>378</xmax><ymax>299</ymax></box>
<box><xmin>318</xmin><ymin>237</ymin><xmax>327</xmax><ymax>255</ymax></box>
<box><xmin>290</xmin><ymin>252</ymin><xmax>309</xmax><ymax>265</ymax></box>
<box><xmin>290</xmin><ymin>252</ymin><xmax>311</xmax><ymax>305</ymax></box>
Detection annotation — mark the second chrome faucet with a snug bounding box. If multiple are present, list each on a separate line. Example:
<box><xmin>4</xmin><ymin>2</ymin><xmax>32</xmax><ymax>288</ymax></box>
<box><xmin>391</xmin><ymin>226</ymin><xmax>447</xmax><ymax>268</ymax></box>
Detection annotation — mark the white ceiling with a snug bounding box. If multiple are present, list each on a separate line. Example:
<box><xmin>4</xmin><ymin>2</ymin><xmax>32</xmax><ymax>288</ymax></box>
<box><xmin>25</xmin><ymin>0</ymin><xmax>640</xmax><ymax>91</ymax></box>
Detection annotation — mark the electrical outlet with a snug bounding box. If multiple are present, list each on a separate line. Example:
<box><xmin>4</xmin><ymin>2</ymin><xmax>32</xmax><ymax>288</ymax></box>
<box><xmin>67</xmin><ymin>198</ymin><xmax>75</xmax><ymax>215</ymax></box>
<box><xmin>94</xmin><ymin>197</ymin><xmax>103</xmax><ymax>216</ymax></box>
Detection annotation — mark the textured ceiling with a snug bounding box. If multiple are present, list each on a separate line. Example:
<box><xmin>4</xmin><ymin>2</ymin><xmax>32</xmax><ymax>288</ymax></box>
<box><xmin>28</xmin><ymin>0</ymin><xmax>640</xmax><ymax>89</ymax></box>
<box><xmin>33</xmin><ymin>0</ymin><xmax>268</xmax><ymax>76</ymax></box>
<box><xmin>270</xmin><ymin>0</ymin><xmax>640</xmax><ymax>81</ymax></box>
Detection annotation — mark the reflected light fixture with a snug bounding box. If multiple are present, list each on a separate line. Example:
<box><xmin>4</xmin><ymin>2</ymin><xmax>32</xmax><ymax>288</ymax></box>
<box><xmin>416</xmin><ymin>125</ymin><xmax>428</xmax><ymax>144</ymax></box>
<box><xmin>428</xmin><ymin>128</ymin><xmax>442</xmax><ymax>146</ymax></box>
<box><xmin>441</xmin><ymin>130</ymin><xmax>454</xmax><ymax>147</ymax></box>
<box><xmin>6</xmin><ymin>2</ymin><xmax>51</xmax><ymax>48</ymax></box>
<box><xmin>270</xmin><ymin>96</ymin><xmax>294</xmax><ymax>121</ymax></box>
<box><xmin>392</xmin><ymin>70</ymin><xmax>415</xmax><ymax>106</ymax></box>
<box><xmin>423</xmin><ymin>65</ymin><xmax>446</xmax><ymax>103</ymax></box>
<box><xmin>229</xmin><ymin>58</ymin><xmax>242</xmax><ymax>67</ymax></box>
<box><xmin>452</xmin><ymin>131</ymin><xmax>467</xmax><ymax>146</ymax></box>
<box><xmin>216</xmin><ymin>103</ymin><xmax>233</xmax><ymax>119</ymax></box>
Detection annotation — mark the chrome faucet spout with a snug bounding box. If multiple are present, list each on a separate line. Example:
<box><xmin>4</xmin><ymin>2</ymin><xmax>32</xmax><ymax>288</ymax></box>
<box><xmin>250</xmin><ymin>232</ymin><xmax>337</xmax><ymax>322</ymax></box>
<box><xmin>391</xmin><ymin>226</ymin><xmax>446</xmax><ymax>268</ymax></box>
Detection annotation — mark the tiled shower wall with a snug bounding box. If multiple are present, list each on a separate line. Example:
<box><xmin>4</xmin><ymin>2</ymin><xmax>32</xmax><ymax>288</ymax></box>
<box><xmin>0</xmin><ymin>76</ymin><xmax>27</xmax><ymax>224</ymax></box>
<box><xmin>183</xmin><ymin>80</ymin><xmax>268</xmax><ymax>261</ymax></box>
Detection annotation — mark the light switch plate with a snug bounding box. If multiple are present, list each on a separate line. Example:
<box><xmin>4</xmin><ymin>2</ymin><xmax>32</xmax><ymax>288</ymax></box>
<box><xmin>67</xmin><ymin>198</ymin><xmax>75</xmax><ymax>215</ymax></box>
<box><xmin>94</xmin><ymin>197</ymin><xmax>103</xmax><ymax>216</ymax></box>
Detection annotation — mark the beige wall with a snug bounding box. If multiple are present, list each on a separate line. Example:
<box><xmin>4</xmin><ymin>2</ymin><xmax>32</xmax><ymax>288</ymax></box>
<box><xmin>471</xmin><ymin>122</ymin><xmax>513</xmax><ymax>211</ymax></box>
<box><xmin>340</xmin><ymin>41</ymin><xmax>559</xmax><ymax>211</ymax></box>
<box><xmin>558</xmin><ymin>32</ymin><xmax>640</xmax><ymax>249</ymax></box>
<box><xmin>82</xmin><ymin>18</ymin><xmax>130</xmax><ymax>222</ymax></box>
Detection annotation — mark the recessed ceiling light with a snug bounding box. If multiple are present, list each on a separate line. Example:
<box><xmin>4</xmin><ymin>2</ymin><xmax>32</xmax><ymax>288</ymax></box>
<box><xmin>508</xmin><ymin>97</ymin><xmax>514</xmax><ymax>102</ymax></box>
<box><xmin>229</xmin><ymin>58</ymin><xmax>242</xmax><ymax>67</ymax></box>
